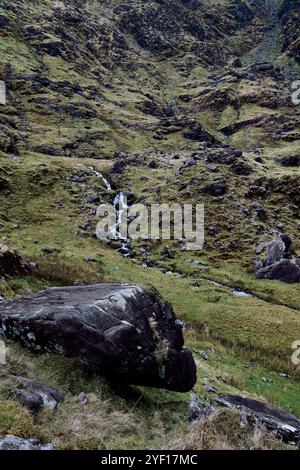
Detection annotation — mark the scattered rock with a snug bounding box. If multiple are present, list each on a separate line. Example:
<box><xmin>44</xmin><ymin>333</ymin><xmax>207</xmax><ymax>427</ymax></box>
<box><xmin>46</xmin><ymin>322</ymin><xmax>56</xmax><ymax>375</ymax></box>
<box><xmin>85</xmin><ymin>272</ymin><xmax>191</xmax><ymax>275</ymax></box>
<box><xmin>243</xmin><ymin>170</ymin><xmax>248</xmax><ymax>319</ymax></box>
<box><xmin>256</xmin><ymin>242</ymin><xmax>265</xmax><ymax>254</ymax></box>
<box><xmin>279</xmin><ymin>155</ymin><xmax>300</xmax><ymax>167</ymax></box>
<box><xmin>27</xmin><ymin>262</ymin><xmax>38</xmax><ymax>271</ymax></box>
<box><xmin>160</xmin><ymin>246</ymin><xmax>174</xmax><ymax>260</ymax></box>
<box><xmin>77</xmin><ymin>392</ymin><xmax>88</xmax><ymax>405</ymax></box>
<box><xmin>231</xmin><ymin>161</ymin><xmax>253</xmax><ymax>176</ymax></box>
<box><xmin>204</xmin><ymin>384</ymin><xmax>216</xmax><ymax>393</ymax></box>
<box><xmin>41</xmin><ymin>247</ymin><xmax>59</xmax><ymax>255</ymax></box>
<box><xmin>256</xmin><ymin>206</ymin><xmax>268</xmax><ymax>221</ymax></box>
<box><xmin>86</xmin><ymin>195</ymin><xmax>100</xmax><ymax>204</ymax></box>
<box><xmin>148</xmin><ymin>160</ymin><xmax>158</xmax><ymax>169</ymax></box>
<box><xmin>197</xmin><ymin>351</ymin><xmax>209</xmax><ymax>361</ymax></box>
<box><xmin>206</xmin><ymin>164</ymin><xmax>218</xmax><ymax>172</ymax></box>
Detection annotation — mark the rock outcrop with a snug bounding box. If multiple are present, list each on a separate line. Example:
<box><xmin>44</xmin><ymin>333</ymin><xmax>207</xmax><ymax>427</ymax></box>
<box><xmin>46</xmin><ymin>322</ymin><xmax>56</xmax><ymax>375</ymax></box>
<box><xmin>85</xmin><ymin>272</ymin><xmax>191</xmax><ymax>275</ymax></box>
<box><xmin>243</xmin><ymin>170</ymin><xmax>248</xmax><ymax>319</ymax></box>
<box><xmin>254</xmin><ymin>237</ymin><xmax>300</xmax><ymax>283</ymax></box>
<box><xmin>0</xmin><ymin>284</ymin><xmax>197</xmax><ymax>392</ymax></box>
<box><xmin>188</xmin><ymin>392</ymin><xmax>215</xmax><ymax>424</ymax></box>
<box><xmin>215</xmin><ymin>395</ymin><xmax>300</xmax><ymax>446</ymax></box>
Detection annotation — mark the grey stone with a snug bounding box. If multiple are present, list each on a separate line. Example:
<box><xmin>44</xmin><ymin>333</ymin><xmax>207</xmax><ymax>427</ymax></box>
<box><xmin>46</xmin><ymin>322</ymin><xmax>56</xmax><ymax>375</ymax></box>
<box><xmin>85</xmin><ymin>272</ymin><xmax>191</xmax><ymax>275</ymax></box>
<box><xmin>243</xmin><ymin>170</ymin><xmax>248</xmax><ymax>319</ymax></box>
<box><xmin>189</xmin><ymin>392</ymin><xmax>215</xmax><ymax>424</ymax></box>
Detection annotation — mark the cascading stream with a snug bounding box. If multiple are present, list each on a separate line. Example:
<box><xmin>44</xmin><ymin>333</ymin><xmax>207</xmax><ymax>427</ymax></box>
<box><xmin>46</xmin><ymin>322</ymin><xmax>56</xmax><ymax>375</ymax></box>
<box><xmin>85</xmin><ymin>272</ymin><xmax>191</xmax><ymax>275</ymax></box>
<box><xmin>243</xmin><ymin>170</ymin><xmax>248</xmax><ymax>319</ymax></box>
<box><xmin>90</xmin><ymin>167</ymin><xmax>131</xmax><ymax>250</ymax></box>
<box><xmin>89</xmin><ymin>166</ymin><xmax>112</xmax><ymax>191</ymax></box>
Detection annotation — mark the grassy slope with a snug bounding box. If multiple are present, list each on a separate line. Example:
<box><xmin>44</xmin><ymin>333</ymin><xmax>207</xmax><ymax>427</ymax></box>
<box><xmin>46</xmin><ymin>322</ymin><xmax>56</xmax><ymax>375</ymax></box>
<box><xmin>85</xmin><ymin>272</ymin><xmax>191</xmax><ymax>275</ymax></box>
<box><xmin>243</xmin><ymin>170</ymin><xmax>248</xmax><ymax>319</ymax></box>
<box><xmin>0</xmin><ymin>151</ymin><xmax>299</xmax><ymax>449</ymax></box>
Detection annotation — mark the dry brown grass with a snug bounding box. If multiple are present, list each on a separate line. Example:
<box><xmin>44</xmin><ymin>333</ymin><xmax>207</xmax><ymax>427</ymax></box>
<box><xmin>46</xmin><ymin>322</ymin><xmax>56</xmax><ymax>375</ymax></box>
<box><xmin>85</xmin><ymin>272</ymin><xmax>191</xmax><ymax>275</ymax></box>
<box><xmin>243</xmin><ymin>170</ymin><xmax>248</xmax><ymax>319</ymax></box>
<box><xmin>160</xmin><ymin>409</ymin><xmax>289</xmax><ymax>450</ymax></box>
<box><xmin>149</xmin><ymin>316</ymin><xmax>170</xmax><ymax>363</ymax></box>
<box><xmin>35</xmin><ymin>398</ymin><xmax>143</xmax><ymax>450</ymax></box>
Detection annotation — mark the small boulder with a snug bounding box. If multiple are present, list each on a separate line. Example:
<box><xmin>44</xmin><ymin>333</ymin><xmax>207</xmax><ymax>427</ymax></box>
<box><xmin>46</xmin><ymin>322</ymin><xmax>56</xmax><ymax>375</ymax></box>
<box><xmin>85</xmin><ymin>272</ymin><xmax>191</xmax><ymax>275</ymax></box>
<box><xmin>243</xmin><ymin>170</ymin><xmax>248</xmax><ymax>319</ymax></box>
<box><xmin>0</xmin><ymin>245</ymin><xmax>29</xmax><ymax>277</ymax></box>
<box><xmin>202</xmin><ymin>183</ymin><xmax>227</xmax><ymax>197</ymax></box>
<box><xmin>10</xmin><ymin>375</ymin><xmax>64</xmax><ymax>413</ymax></box>
<box><xmin>188</xmin><ymin>393</ymin><xmax>215</xmax><ymax>424</ymax></box>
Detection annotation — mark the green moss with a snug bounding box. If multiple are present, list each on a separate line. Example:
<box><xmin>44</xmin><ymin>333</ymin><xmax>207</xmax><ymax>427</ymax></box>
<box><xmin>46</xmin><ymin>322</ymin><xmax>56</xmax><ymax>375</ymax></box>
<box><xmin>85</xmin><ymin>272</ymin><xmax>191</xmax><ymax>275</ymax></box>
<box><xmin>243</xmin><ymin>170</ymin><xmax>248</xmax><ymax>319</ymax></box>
<box><xmin>0</xmin><ymin>399</ymin><xmax>34</xmax><ymax>437</ymax></box>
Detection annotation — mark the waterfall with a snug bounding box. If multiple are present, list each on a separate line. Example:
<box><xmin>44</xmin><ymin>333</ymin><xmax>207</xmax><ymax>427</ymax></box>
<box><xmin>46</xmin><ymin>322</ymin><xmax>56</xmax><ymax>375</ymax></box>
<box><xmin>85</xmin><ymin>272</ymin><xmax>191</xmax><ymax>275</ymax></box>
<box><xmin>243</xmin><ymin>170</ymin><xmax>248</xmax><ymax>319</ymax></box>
<box><xmin>110</xmin><ymin>192</ymin><xmax>128</xmax><ymax>241</ymax></box>
<box><xmin>90</xmin><ymin>166</ymin><xmax>130</xmax><ymax>248</ymax></box>
<box><xmin>89</xmin><ymin>166</ymin><xmax>112</xmax><ymax>191</ymax></box>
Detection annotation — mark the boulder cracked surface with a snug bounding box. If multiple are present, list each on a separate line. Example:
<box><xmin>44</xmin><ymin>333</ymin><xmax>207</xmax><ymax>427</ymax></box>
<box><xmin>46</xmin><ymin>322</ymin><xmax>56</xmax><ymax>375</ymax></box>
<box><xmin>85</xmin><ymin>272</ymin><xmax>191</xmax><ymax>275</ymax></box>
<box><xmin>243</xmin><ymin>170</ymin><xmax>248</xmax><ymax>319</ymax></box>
<box><xmin>0</xmin><ymin>284</ymin><xmax>197</xmax><ymax>392</ymax></box>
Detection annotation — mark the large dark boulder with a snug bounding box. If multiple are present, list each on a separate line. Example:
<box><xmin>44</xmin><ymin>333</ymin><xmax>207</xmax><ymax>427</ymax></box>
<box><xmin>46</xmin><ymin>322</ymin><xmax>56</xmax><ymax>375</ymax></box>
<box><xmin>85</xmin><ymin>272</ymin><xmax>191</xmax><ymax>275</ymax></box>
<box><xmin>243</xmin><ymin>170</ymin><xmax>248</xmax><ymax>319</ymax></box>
<box><xmin>255</xmin><ymin>259</ymin><xmax>300</xmax><ymax>283</ymax></box>
<box><xmin>0</xmin><ymin>284</ymin><xmax>197</xmax><ymax>392</ymax></box>
<box><xmin>215</xmin><ymin>395</ymin><xmax>300</xmax><ymax>445</ymax></box>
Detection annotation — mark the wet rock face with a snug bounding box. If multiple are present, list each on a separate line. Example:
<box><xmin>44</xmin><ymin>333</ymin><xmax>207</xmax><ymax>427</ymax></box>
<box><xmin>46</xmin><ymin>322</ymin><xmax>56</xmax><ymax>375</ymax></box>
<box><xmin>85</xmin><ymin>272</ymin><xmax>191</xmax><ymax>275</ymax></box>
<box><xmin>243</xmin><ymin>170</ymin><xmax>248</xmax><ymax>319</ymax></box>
<box><xmin>0</xmin><ymin>284</ymin><xmax>197</xmax><ymax>392</ymax></box>
<box><xmin>215</xmin><ymin>395</ymin><xmax>300</xmax><ymax>445</ymax></box>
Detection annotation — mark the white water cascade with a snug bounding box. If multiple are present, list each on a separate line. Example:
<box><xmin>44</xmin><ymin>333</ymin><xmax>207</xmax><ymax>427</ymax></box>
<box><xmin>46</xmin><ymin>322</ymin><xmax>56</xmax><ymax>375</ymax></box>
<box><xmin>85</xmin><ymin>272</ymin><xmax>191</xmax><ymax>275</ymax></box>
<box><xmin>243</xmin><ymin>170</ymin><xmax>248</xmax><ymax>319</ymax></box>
<box><xmin>90</xmin><ymin>167</ymin><xmax>131</xmax><ymax>254</ymax></box>
<box><xmin>89</xmin><ymin>166</ymin><xmax>112</xmax><ymax>191</ymax></box>
<box><xmin>110</xmin><ymin>192</ymin><xmax>128</xmax><ymax>241</ymax></box>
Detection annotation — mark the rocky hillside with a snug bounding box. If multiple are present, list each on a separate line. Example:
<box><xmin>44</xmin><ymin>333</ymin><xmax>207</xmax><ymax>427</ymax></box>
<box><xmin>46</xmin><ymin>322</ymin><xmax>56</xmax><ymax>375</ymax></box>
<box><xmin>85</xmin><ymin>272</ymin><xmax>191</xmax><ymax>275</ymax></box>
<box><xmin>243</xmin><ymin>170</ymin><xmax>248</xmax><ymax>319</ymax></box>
<box><xmin>0</xmin><ymin>0</ymin><xmax>300</xmax><ymax>451</ymax></box>
<box><xmin>0</xmin><ymin>0</ymin><xmax>298</xmax><ymax>156</ymax></box>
